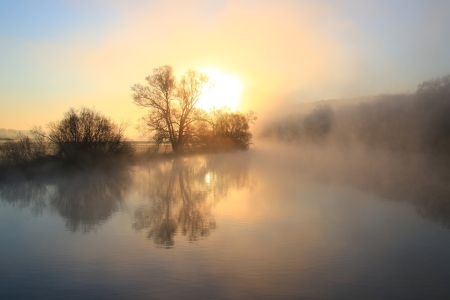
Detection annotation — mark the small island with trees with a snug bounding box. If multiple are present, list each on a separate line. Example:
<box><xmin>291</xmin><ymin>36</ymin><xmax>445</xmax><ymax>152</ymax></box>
<box><xmin>0</xmin><ymin>65</ymin><xmax>256</xmax><ymax>177</ymax></box>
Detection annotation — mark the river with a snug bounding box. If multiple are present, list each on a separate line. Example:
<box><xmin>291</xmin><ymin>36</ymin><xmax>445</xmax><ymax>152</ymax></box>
<box><xmin>1</xmin><ymin>145</ymin><xmax>450</xmax><ymax>299</ymax></box>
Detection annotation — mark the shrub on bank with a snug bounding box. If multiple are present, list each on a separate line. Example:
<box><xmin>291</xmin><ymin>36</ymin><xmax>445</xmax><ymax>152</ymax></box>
<box><xmin>48</xmin><ymin>107</ymin><xmax>134</xmax><ymax>161</ymax></box>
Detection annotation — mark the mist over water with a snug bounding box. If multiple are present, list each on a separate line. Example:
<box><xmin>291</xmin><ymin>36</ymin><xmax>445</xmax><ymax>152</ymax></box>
<box><xmin>1</xmin><ymin>142</ymin><xmax>450</xmax><ymax>298</ymax></box>
<box><xmin>255</xmin><ymin>140</ymin><xmax>450</xmax><ymax>226</ymax></box>
<box><xmin>3</xmin><ymin>142</ymin><xmax>450</xmax><ymax>233</ymax></box>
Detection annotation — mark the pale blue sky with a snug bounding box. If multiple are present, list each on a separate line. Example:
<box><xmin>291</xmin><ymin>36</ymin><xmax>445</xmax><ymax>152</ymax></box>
<box><xmin>1</xmin><ymin>0</ymin><xmax>450</xmax><ymax>137</ymax></box>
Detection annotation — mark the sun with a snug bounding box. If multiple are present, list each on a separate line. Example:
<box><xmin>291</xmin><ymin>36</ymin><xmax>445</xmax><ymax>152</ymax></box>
<box><xmin>196</xmin><ymin>68</ymin><xmax>244</xmax><ymax>111</ymax></box>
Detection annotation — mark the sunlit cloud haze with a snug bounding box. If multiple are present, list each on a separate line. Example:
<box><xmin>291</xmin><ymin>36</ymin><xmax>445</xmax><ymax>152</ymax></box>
<box><xmin>1</xmin><ymin>0</ymin><xmax>450</xmax><ymax>139</ymax></box>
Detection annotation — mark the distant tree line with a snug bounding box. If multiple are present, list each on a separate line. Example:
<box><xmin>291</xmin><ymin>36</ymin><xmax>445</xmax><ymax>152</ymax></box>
<box><xmin>0</xmin><ymin>128</ymin><xmax>28</xmax><ymax>140</ymax></box>
<box><xmin>262</xmin><ymin>74</ymin><xmax>450</xmax><ymax>155</ymax></box>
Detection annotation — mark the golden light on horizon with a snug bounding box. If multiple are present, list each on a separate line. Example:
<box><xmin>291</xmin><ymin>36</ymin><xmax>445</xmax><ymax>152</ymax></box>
<box><xmin>197</xmin><ymin>68</ymin><xmax>244</xmax><ymax>111</ymax></box>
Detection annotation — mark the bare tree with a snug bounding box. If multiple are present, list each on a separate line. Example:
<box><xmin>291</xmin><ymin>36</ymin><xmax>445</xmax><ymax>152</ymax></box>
<box><xmin>132</xmin><ymin>66</ymin><xmax>210</xmax><ymax>152</ymax></box>
<box><xmin>175</xmin><ymin>69</ymin><xmax>210</xmax><ymax>151</ymax></box>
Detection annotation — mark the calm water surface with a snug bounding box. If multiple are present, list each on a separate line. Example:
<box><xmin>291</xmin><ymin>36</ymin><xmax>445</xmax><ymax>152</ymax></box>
<box><xmin>1</xmin><ymin>148</ymin><xmax>450</xmax><ymax>299</ymax></box>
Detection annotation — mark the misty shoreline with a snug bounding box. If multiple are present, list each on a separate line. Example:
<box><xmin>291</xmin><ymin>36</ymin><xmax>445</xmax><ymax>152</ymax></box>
<box><xmin>261</xmin><ymin>75</ymin><xmax>450</xmax><ymax>158</ymax></box>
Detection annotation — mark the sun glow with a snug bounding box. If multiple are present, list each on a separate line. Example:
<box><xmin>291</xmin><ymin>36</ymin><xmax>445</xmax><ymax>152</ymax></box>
<box><xmin>197</xmin><ymin>68</ymin><xmax>244</xmax><ymax>111</ymax></box>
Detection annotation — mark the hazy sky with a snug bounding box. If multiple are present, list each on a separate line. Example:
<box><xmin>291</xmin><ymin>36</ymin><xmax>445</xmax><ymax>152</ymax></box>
<box><xmin>1</xmin><ymin>0</ymin><xmax>450</xmax><ymax>138</ymax></box>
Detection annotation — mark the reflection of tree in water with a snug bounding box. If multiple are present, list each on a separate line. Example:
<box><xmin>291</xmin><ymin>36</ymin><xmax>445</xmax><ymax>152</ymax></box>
<box><xmin>133</xmin><ymin>162</ymin><xmax>180</xmax><ymax>248</ymax></box>
<box><xmin>0</xmin><ymin>180</ymin><xmax>49</xmax><ymax>214</ymax></box>
<box><xmin>133</xmin><ymin>154</ymin><xmax>251</xmax><ymax>248</ymax></box>
<box><xmin>354</xmin><ymin>157</ymin><xmax>450</xmax><ymax>229</ymax></box>
<box><xmin>0</xmin><ymin>167</ymin><xmax>131</xmax><ymax>232</ymax></box>
<box><xmin>50</xmin><ymin>169</ymin><xmax>131</xmax><ymax>232</ymax></box>
<box><xmin>414</xmin><ymin>190</ymin><xmax>450</xmax><ymax>228</ymax></box>
<box><xmin>362</xmin><ymin>179</ymin><xmax>450</xmax><ymax>229</ymax></box>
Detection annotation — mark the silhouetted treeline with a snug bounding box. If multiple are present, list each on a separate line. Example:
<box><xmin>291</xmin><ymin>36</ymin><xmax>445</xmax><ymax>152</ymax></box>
<box><xmin>262</xmin><ymin>74</ymin><xmax>450</xmax><ymax>155</ymax></box>
<box><xmin>1</xmin><ymin>66</ymin><xmax>257</xmax><ymax>171</ymax></box>
<box><xmin>1</xmin><ymin>105</ymin><xmax>255</xmax><ymax>172</ymax></box>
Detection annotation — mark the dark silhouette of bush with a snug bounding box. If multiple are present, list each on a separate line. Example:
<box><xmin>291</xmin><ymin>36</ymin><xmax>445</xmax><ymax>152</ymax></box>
<box><xmin>48</xmin><ymin>107</ymin><xmax>133</xmax><ymax>161</ymax></box>
<box><xmin>206</xmin><ymin>109</ymin><xmax>256</xmax><ymax>151</ymax></box>
<box><xmin>0</xmin><ymin>128</ymin><xmax>47</xmax><ymax>166</ymax></box>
